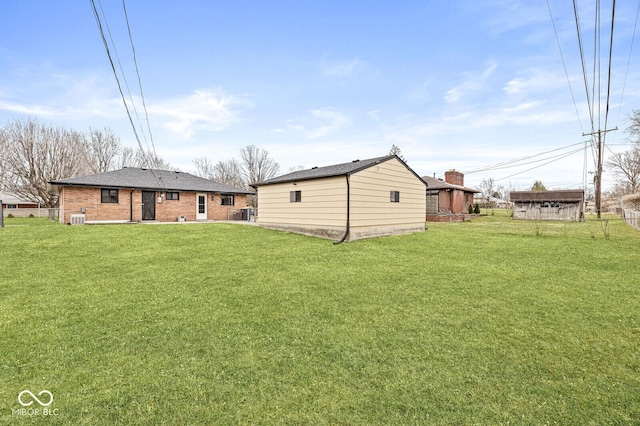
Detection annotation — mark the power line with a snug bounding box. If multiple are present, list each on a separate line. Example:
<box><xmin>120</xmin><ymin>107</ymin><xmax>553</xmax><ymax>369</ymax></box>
<box><xmin>89</xmin><ymin>0</ymin><xmax>143</xmax><ymax>152</ymax></box>
<box><xmin>613</xmin><ymin>0</ymin><xmax>640</xmax><ymax>129</ymax></box>
<box><xmin>495</xmin><ymin>147</ymin><xmax>584</xmax><ymax>182</ymax></box>
<box><xmin>90</xmin><ymin>0</ymin><xmax>165</xmax><ymax>190</ymax></box>
<box><xmin>573</xmin><ymin>0</ymin><xmax>596</xmax><ymax>133</ymax></box>
<box><xmin>465</xmin><ymin>141</ymin><xmax>586</xmax><ymax>174</ymax></box>
<box><xmin>603</xmin><ymin>0</ymin><xmax>616</xmax><ymax>143</ymax></box>
<box><xmin>95</xmin><ymin>0</ymin><xmax>150</xmax><ymax>152</ymax></box>
<box><xmin>546</xmin><ymin>0</ymin><xmax>584</xmax><ymax>133</ymax></box>
<box><xmin>122</xmin><ymin>0</ymin><xmax>156</xmax><ymax>155</ymax></box>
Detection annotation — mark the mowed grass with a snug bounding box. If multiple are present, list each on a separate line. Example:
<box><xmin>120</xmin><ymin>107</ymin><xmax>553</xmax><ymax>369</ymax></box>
<box><xmin>1</xmin><ymin>214</ymin><xmax>639</xmax><ymax>424</ymax></box>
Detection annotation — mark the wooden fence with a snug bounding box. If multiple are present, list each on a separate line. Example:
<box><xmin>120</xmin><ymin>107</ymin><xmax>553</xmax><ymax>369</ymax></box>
<box><xmin>2</xmin><ymin>207</ymin><xmax>59</xmax><ymax>219</ymax></box>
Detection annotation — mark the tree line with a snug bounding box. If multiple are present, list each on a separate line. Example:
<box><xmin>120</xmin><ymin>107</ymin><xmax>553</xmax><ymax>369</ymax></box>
<box><xmin>3</xmin><ymin>111</ymin><xmax>638</xmax><ymax>210</ymax></box>
<box><xmin>0</xmin><ymin>116</ymin><xmax>280</xmax><ymax>208</ymax></box>
<box><xmin>605</xmin><ymin>109</ymin><xmax>640</xmax><ymax>197</ymax></box>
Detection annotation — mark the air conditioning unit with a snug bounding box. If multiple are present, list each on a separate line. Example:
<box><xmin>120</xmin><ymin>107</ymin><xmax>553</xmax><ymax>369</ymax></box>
<box><xmin>70</xmin><ymin>214</ymin><xmax>85</xmax><ymax>225</ymax></box>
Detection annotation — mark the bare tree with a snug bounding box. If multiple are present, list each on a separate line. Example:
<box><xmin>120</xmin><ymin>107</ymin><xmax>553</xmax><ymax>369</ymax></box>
<box><xmin>192</xmin><ymin>156</ymin><xmax>216</xmax><ymax>179</ymax></box>
<box><xmin>139</xmin><ymin>149</ymin><xmax>172</xmax><ymax>170</ymax></box>
<box><xmin>606</xmin><ymin>148</ymin><xmax>640</xmax><ymax>195</ymax></box>
<box><xmin>86</xmin><ymin>127</ymin><xmax>121</xmax><ymax>173</ymax></box>
<box><xmin>389</xmin><ymin>144</ymin><xmax>406</xmax><ymax>162</ymax></box>
<box><xmin>239</xmin><ymin>145</ymin><xmax>280</xmax><ymax>187</ymax></box>
<box><xmin>287</xmin><ymin>165</ymin><xmax>306</xmax><ymax>173</ymax></box>
<box><xmin>628</xmin><ymin>109</ymin><xmax>640</xmax><ymax>143</ymax></box>
<box><xmin>0</xmin><ymin>137</ymin><xmax>7</xmax><ymax>190</ymax></box>
<box><xmin>213</xmin><ymin>158</ymin><xmax>244</xmax><ymax>188</ymax></box>
<box><xmin>1</xmin><ymin>117</ymin><xmax>90</xmax><ymax>207</ymax></box>
<box><xmin>116</xmin><ymin>146</ymin><xmax>172</xmax><ymax>170</ymax></box>
<box><xmin>478</xmin><ymin>178</ymin><xmax>495</xmax><ymax>200</ymax></box>
<box><xmin>117</xmin><ymin>146</ymin><xmax>139</xmax><ymax>169</ymax></box>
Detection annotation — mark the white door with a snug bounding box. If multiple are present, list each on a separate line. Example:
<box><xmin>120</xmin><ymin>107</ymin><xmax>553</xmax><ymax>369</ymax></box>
<box><xmin>196</xmin><ymin>193</ymin><xmax>207</xmax><ymax>220</ymax></box>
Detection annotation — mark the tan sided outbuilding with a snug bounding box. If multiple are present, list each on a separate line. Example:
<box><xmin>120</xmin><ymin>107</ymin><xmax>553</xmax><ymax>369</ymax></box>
<box><xmin>252</xmin><ymin>155</ymin><xmax>428</xmax><ymax>242</ymax></box>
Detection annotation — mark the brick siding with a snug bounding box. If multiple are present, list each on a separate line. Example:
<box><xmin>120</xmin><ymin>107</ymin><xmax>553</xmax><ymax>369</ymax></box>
<box><xmin>59</xmin><ymin>186</ymin><xmax>248</xmax><ymax>224</ymax></box>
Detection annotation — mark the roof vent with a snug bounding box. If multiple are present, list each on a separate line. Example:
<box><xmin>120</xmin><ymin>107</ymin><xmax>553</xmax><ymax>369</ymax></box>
<box><xmin>352</xmin><ymin>159</ymin><xmax>360</xmax><ymax>162</ymax></box>
<box><xmin>312</xmin><ymin>166</ymin><xmax>318</xmax><ymax>169</ymax></box>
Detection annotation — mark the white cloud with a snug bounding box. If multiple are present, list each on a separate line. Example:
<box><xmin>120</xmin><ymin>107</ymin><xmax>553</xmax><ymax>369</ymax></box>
<box><xmin>149</xmin><ymin>89</ymin><xmax>251</xmax><ymax>138</ymax></box>
<box><xmin>367</xmin><ymin>109</ymin><xmax>381</xmax><ymax>120</ymax></box>
<box><xmin>288</xmin><ymin>108</ymin><xmax>349</xmax><ymax>139</ymax></box>
<box><xmin>444</xmin><ymin>62</ymin><xmax>498</xmax><ymax>103</ymax></box>
<box><xmin>322</xmin><ymin>56</ymin><xmax>364</xmax><ymax>77</ymax></box>
<box><xmin>503</xmin><ymin>68</ymin><xmax>571</xmax><ymax>96</ymax></box>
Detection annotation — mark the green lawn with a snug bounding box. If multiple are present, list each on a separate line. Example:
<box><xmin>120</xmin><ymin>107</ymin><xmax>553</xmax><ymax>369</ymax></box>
<box><xmin>1</xmin><ymin>215</ymin><xmax>639</xmax><ymax>424</ymax></box>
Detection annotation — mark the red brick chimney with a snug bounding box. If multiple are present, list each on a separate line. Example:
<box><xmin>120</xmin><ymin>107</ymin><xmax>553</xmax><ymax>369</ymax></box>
<box><xmin>444</xmin><ymin>169</ymin><xmax>464</xmax><ymax>186</ymax></box>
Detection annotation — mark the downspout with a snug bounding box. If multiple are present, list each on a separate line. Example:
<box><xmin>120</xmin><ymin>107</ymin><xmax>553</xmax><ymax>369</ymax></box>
<box><xmin>334</xmin><ymin>174</ymin><xmax>350</xmax><ymax>244</ymax></box>
<box><xmin>130</xmin><ymin>189</ymin><xmax>134</xmax><ymax>222</ymax></box>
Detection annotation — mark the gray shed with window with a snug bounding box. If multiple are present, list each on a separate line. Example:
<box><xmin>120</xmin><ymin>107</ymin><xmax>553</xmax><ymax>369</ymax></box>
<box><xmin>511</xmin><ymin>190</ymin><xmax>585</xmax><ymax>222</ymax></box>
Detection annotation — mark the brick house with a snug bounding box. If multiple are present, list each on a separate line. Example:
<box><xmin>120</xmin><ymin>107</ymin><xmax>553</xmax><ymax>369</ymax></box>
<box><xmin>50</xmin><ymin>168</ymin><xmax>253</xmax><ymax>224</ymax></box>
<box><xmin>422</xmin><ymin>170</ymin><xmax>479</xmax><ymax>222</ymax></box>
<box><xmin>1</xmin><ymin>191</ymin><xmax>40</xmax><ymax>217</ymax></box>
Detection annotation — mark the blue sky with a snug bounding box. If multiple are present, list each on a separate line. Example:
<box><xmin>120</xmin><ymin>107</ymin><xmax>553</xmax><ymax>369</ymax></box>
<box><xmin>1</xmin><ymin>0</ymin><xmax>638</xmax><ymax>191</ymax></box>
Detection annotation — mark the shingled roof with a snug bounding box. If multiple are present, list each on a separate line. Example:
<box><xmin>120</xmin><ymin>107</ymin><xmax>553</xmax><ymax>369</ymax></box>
<box><xmin>510</xmin><ymin>190</ymin><xmax>584</xmax><ymax>202</ymax></box>
<box><xmin>253</xmin><ymin>155</ymin><xmax>427</xmax><ymax>186</ymax></box>
<box><xmin>421</xmin><ymin>175</ymin><xmax>480</xmax><ymax>193</ymax></box>
<box><xmin>50</xmin><ymin>168</ymin><xmax>253</xmax><ymax>194</ymax></box>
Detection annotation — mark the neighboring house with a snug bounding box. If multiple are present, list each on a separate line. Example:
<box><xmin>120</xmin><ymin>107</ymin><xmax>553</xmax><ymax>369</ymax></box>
<box><xmin>473</xmin><ymin>195</ymin><xmax>512</xmax><ymax>209</ymax></box>
<box><xmin>50</xmin><ymin>168</ymin><xmax>253</xmax><ymax>224</ymax></box>
<box><xmin>422</xmin><ymin>170</ymin><xmax>479</xmax><ymax>222</ymax></box>
<box><xmin>252</xmin><ymin>155</ymin><xmax>427</xmax><ymax>242</ymax></box>
<box><xmin>0</xmin><ymin>191</ymin><xmax>40</xmax><ymax>217</ymax></box>
<box><xmin>511</xmin><ymin>190</ymin><xmax>585</xmax><ymax>222</ymax></box>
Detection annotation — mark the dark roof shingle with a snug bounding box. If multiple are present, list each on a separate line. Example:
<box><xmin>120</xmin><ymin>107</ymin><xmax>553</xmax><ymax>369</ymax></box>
<box><xmin>421</xmin><ymin>175</ymin><xmax>480</xmax><ymax>193</ymax></box>
<box><xmin>510</xmin><ymin>190</ymin><xmax>584</xmax><ymax>202</ymax></box>
<box><xmin>253</xmin><ymin>155</ymin><xmax>426</xmax><ymax>186</ymax></box>
<box><xmin>50</xmin><ymin>168</ymin><xmax>253</xmax><ymax>194</ymax></box>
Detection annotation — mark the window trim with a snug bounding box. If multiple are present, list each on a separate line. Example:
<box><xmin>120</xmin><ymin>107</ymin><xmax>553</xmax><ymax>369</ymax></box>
<box><xmin>290</xmin><ymin>190</ymin><xmax>302</xmax><ymax>203</ymax></box>
<box><xmin>6</xmin><ymin>204</ymin><xmax>18</xmax><ymax>209</ymax></box>
<box><xmin>390</xmin><ymin>190</ymin><xmax>400</xmax><ymax>203</ymax></box>
<box><xmin>166</xmin><ymin>191</ymin><xmax>180</xmax><ymax>201</ymax></box>
<box><xmin>221</xmin><ymin>194</ymin><xmax>235</xmax><ymax>206</ymax></box>
<box><xmin>101</xmin><ymin>188</ymin><xmax>119</xmax><ymax>204</ymax></box>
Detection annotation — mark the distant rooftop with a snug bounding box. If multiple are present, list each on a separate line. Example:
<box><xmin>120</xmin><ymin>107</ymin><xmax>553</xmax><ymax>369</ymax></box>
<box><xmin>510</xmin><ymin>190</ymin><xmax>585</xmax><ymax>202</ymax></box>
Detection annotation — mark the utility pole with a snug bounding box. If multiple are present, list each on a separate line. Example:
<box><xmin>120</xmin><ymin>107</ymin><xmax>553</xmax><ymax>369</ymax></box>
<box><xmin>583</xmin><ymin>127</ymin><xmax>617</xmax><ymax>219</ymax></box>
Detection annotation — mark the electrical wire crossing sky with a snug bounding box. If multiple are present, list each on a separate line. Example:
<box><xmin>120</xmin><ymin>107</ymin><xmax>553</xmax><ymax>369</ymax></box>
<box><xmin>0</xmin><ymin>0</ymin><xmax>638</xmax><ymax>191</ymax></box>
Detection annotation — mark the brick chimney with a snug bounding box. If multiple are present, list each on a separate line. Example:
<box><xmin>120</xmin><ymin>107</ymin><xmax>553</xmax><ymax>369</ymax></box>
<box><xmin>444</xmin><ymin>169</ymin><xmax>464</xmax><ymax>186</ymax></box>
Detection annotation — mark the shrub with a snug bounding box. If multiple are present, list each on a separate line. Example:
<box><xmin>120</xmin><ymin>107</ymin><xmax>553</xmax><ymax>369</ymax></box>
<box><xmin>7</xmin><ymin>214</ymin><xmax>14</xmax><ymax>218</ymax></box>
<box><xmin>28</xmin><ymin>214</ymin><xmax>35</xmax><ymax>218</ymax></box>
<box><xmin>468</xmin><ymin>204</ymin><xmax>473</xmax><ymax>214</ymax></box>
<box><xmin>473</xmin><ymin>203</ymin><xmax>480</xmax><ymax>214</ymax></box>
